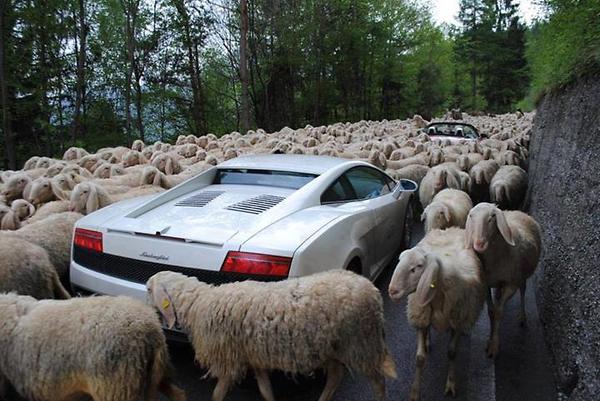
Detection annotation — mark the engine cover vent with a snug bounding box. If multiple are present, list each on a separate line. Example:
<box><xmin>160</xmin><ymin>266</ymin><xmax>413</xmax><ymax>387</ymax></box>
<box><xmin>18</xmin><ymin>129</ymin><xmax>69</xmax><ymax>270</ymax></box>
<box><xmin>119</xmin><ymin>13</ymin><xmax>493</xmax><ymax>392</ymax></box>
<box><xmin>226</xmin><ymin>194</ymin><xmax>286</xmax><ymax>215</ymax></box>
<box><xmin>175</xmin><ymin>191</ymin><xmax>225</xmax><ymax>208</ymax></box>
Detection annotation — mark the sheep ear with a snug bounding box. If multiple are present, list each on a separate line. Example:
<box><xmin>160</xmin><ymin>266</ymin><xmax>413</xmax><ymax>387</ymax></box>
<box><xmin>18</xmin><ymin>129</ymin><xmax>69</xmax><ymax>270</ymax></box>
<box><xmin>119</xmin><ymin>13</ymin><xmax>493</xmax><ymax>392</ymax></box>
<box><xmin>27</xmin><ymin>203</ymin><xmax>35</xmax><ymax>218</ymax></box>
<box><xmin>443</xmin><ymin>205</ymin><xmax>451</xmax><ymax>222</ymax></box>
<box><xmin>86</xmin><ymin>185</ymin><xmax>99</xmax><ymax>215</ymax></box>
<box><xmin>495</xmin><ymin>209</ymin><xmax>515</xmax><ymax>246</ymax></box>
<box><xmin>165</xmin><ymin>158</ymin><xmax>173</xmax><ymax>175</ymax></box>
<box><xmin>415</xmin><ymin>255</ymin><xmax>441</xmax><ymax>307</ymax></box>
<box><xmin>464</xmin><ymin>216</ymin><xmax>474</xmax><ymax>249</ymax></box>
<box><xmin>51</xmin><ymin>182</ymin><xmax>67</xmax><ymax>200</ymax></box>
<box><xmin>420</xmin><ymin>210</ymin><xmax>426</xmax><ymax>222</ymax></box>
<box><xmin>151</xmin><ymin>284</ymin><xmax>177</xmax><ymax>329</ymax></box>
<box><xmin>22</xmin><ymin>182</ymin><xmax>32</xmax><ymax>200</ymax></box>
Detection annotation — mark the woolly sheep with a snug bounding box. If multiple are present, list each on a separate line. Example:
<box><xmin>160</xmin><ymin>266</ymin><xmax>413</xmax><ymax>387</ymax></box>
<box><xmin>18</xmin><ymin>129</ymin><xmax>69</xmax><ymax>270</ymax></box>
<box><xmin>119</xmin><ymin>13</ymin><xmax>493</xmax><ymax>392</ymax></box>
<box><xmin>70</xmin><ymin>182</ymin><xmax>164</xmax><ymax>215</ymax></box>
<box><xmin>27</xmin><ymin>177</ymin><xmax>69</xmax><ymax>206</ymax></box>
<box><xmin>62</xmin><ymin>147</ymin><xmax>88</xmax><ymax>161</ymax></box>
<box><xmin>0</xmin><ymin>205</ymin><xmax>20</xmax><ymax>230</ymax></box>
<box><xmin>421</xmin><ymin>189</ymin><xmax>472</xmax><ymax>233</ymax></box>
<box><xmin>9</xmin><ymin>212</ymin><xmax>82</xmax><ymax>278</ymax></box>
<box><xmin>390</xmin><ymin>164</ymin><xmax>430</xmax><ymax>185</ymax></box>
<box><xmin>152</xmin><ymin>153</ymin><xmax>182</xmax><ymax>175</ymax></box>
<box><xmin>23</xmin><ymin>156</ymin><xmax>40</xmax><ymax>170</ymax></box>
<box><xmin>27</xmin><ymin>200</ymin><xmax>71</xmax><ymax>223</ymax></box>
<box><xmin>1</xmin><ymin>173</ymin><xmax>32</xmax><ymax>203</ymax></box>
<box><xmin>122</xmin><ymin>150</ymin><xmax>148</xmax><ymax>167</ymax></box>
<box><xmin>388</xmin><ymin>228</ymin><xmax>485</xmax><ymax>400</ymax></box>
<box><xmin>469</xmin><ymin>160</ymin><xmax>500</xmax><ymax>202</ymax></box>
<box><xmin>93</xmin><ymin>163</ymin><xmax>126</xmax><ymax>179</ymax></box>
<box><xmin>10</xmin><ymin>199</ymin><xmax>35</xmax><ymax>221</ymax></box>
<box><xmin>0</xmin><ymin>294</ymin><xmax>185</xmax><ymax>401</ymax></box>
<box><xmin>131</xmin><ymin>139</ymin><xmax>145</xmax><ymax>151</ymax></box>
<box><xmin>0</xmin><ymin>236</ymin><xmax>70</xmax><ymax>299</ymax></box>
<box><xmin>43</xmin><ymin>161</ymin><xmax>67</xmax><ymax>177</ymax></box>
<box><xmin>418</xmin><ymin>163</ymin><xmax>462</xmax><ymax>208</ymax></box>
<box><xmin>464</xmin><ymin>203</ymin><xmax>541</xmax><ymax>358</ymax></box>
<box><xmin>148</xmin><ymin>270</ymin><xmax>396</xmax><ymax>401</ymax></box>
<box><xmin>489</xmin><ymin>165</ymin><xmax>528</xmax><ymax>210</ymax></box>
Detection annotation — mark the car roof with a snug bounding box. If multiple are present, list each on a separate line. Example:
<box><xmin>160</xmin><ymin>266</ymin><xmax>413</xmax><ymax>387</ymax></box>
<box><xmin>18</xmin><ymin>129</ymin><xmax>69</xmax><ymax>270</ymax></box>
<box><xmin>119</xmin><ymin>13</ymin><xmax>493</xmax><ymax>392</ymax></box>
<box><xmin>217</xmin><ymin>154</ymin><xmax>351</xmax><ymax>175</ymax></box>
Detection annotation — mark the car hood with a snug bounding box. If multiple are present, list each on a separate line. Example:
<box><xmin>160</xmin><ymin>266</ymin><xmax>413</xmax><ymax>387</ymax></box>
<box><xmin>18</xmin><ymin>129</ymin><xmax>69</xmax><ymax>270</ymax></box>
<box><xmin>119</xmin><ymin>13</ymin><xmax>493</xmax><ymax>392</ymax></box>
<box><xmin>100</xmin><ymin>184</ymin><xmax>299</xmax><ymax>246</ymax></box>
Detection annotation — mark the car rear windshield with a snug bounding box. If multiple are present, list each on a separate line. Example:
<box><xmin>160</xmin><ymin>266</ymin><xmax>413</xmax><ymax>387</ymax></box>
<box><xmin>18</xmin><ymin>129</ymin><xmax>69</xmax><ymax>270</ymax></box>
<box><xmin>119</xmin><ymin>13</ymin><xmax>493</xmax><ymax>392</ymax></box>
<box><xmin>215</xmin><ymin>169</ymin><xmax>318</xmax><ymax>190</ymax></box>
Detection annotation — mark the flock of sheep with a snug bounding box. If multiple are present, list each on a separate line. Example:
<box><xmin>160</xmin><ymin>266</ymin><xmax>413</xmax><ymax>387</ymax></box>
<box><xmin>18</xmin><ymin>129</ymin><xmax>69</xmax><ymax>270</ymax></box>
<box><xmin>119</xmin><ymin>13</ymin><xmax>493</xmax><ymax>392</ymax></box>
<box><xmin>0</xmin><ymin>111</ymin><xmax>540</xmax><ymax>401</ymax></box>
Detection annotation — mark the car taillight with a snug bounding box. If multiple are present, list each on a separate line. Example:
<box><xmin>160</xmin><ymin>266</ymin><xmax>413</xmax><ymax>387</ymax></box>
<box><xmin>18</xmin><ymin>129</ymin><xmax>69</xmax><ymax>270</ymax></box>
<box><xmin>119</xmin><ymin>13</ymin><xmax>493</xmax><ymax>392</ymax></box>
<box><xmin>221</xmin><ymin>251</ymin><xmax>292</xmax><ymax>277</ymax></box>
<box><xmin>74</xmin><ymin>228</ymin><xmax>103</xmax><ymax>253</ymax></box>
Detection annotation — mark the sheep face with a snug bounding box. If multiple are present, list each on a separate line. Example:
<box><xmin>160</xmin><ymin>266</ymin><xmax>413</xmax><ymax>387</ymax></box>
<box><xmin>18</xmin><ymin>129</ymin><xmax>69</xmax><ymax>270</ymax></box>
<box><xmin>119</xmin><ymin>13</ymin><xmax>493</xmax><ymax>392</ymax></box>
<box><xmin>44</xmin><ymin>162</ymin><xmax>66</xmax><ymax>177</ymax></box>
<box><xmin>2</xmin><ymin>175</ymin><xmax>30</xmax><ymax>202</ymax></box>
<box><xmin>464</xmin><ymin>203</ymin><xmax>515</xmax><ymax>253</ymax></box>
<box><xmin>388</xmin><ymin>248</ymin><xmax>440</xmax><ymax>306</ymax></box>
<box><xmin>28</xmin><ymin>178</ymin><xmax>65</xmax><ymax>206</ymax></box>
<box><xmin>69</xmin><ymin>183</ymin><xmax>93</xmax><ymax>214</ymax></box>
<box><xmin>422</xmin><ymin>203</ymin><xmax>450</xmax><ymax>232</ymax></box>
<box><xmin>11</xmin><ymin>199</ymin><xmax>35</xmax><ymax>220</ymax></box>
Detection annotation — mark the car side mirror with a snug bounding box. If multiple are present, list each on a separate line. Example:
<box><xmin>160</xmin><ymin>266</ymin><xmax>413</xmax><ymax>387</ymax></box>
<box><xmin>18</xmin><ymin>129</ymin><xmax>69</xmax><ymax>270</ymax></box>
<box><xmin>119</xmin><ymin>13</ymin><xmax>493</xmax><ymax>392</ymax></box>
<box><xmin>392</xmin><ymin>179</ymin><xmax>418</xmax><ymax>199</ymax></box>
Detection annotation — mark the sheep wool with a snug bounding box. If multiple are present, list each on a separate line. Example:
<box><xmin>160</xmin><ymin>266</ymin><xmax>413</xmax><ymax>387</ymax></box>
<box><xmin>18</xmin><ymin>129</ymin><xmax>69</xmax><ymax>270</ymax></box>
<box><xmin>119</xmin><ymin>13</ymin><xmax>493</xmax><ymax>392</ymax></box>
<box><xmin>0</xmin><ymin>294</ymin><xmax>185</xmax><ymax>401</ymax></box>
<box><xmin>148</xmin><ymin>270</ymin><xmax>396</xmax><ymax>401</ymax></box>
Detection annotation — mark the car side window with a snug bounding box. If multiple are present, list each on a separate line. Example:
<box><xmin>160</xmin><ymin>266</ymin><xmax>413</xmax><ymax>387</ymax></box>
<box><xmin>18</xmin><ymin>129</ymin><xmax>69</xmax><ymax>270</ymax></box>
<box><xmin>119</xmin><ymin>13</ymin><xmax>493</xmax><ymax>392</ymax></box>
<box><xmin>345</xmin><ymin>167</ymin><xmax>392</xmax><ymax>199</ymax></box>
<box><xmin>320</xmin><ymin>175</ymin><xmax>357</xmax><ymax>204</ymax></box>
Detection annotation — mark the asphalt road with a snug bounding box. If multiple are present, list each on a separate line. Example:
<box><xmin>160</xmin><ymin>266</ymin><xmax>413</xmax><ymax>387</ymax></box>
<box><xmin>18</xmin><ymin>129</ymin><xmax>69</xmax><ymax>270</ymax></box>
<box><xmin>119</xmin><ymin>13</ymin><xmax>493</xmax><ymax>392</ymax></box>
<box><xmin>166</xmin><ymin>223</ymin><xmax>558</xmax><ymax>401</ymax></box>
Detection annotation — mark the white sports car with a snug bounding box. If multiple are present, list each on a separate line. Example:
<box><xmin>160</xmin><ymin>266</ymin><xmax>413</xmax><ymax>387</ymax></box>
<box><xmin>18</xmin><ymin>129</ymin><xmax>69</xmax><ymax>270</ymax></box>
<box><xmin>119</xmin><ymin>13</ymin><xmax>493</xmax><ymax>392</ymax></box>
<box><xmin>70</xmin><ymin>155</ymin><xmax>417</xmax><ymax>302</ymax></box>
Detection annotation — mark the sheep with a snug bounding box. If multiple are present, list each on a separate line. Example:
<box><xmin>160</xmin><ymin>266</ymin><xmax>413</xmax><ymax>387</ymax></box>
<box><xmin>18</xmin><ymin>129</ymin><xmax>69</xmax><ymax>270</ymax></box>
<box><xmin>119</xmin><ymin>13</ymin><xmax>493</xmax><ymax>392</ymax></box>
<box><xmin>70</xmin><ymin>182</ymin><xmax>164</xmax><ymax>215</ymax></box>
<box><xmin>152</xmin><ymin>153</ymin><xmax>182</xmax><ymax>175</ymax></box>
<box><xmin>489</xmin><ymin>165</ymin><xmax>528</xmax><ymax>210</ymax></box>
<box><xmin>464</xmin><ymin>203</ymin><xmax>541</xmax><ymax>358</ymax></box>
<box><xmin>0</xmin><ymin>293</ymin><xmax>186</xmax><ymax>401</ymax></box>
<box><xmin>390</xmin><ymin>164</ymin><xmax>430</xmax><ymax>185</ymax></box>
<box><xmin>92</xmin><ymin>162</ymin><xmax>126</xmax><ymax>178</ymax></box>
<box><xmin>27</xmin><ymin>200</ymin><xmax>71</xmax><ymax>223</ymax></box>
<box><xmin>147</xmin><ymin>270</ymin><xmax>396</xmax><ymax>401</ymax></box>
<box><xmin>62</xmin><ymin>147</ymin><xmax>88</xmax><ymax>161</ymax></box>
<box><xmin>421</xmin><ymin>189</ymin><xmax>472</xmax><ymax>233</ymax></box>
<box><xmin>497</xmin><ymin>149</ymin><xmax>523</xmax><ymax>168</ymax></box>
<box><xmin>0</xmin><ymin>236</ymin><xmax>70</xmax><ymax>299</ymax></box>
<box><xmin>469</xmin><ymin>160</ymin><xmax>500</xmax><ymax>202</ymax></box>
<box><xmin>131</xmin><ymin>138</ymin><xmax>145</xmax><ymax>151</ymax></box>
<box><xmin>26</xmin><ymin>177</ymin><xmax>69</xmax><ymax>207</ymax></box>
<box><xmin>10</xmin><ymin>199</ymin><xmax>35</xmax><ymax>221</ymax></box>
<box><xmin>122</xmin><ymin>150</ymin><xmax>148</xmax><ymax>167</ymax></box>
<box><xmin>78</xmin><ymin>154</ymin><xmax>101</xmax><ymax>172</ymax></box>
<box><xmin>43</xmin><ymin>161</ymin><xmax>67</xmax><ymax>177</ymax></box>
<box><xmin>388</xmin><ymin>227</ymin><xmax>485</xmax><ymax>400</ymax></box>
<box><xmin>413</xmin><ymin>114</ymin><xmax>429</xmax><ymax>129</ymax></box>
<box><xmin>23</xmin><ymin>156</ymin><xmax>40</xmax><ymax>170</ymax></box>
<box><xmin>9</xmin><ymin>212</ymin><xmax>83</xmax><ymax>279</ymax></box>
<box><xmin>0</xmin><ymin>205</ymin><xmax>20</xmax><ymax>230</ymax></box>
<box><xmin>1</xmin><ymin>173</ymin><xmax>32</xmax><ymax>203</ymax></box>
<box><xmin>418</xmin><ymin>163</ymin><xmax>462</xmax><ymax>208</ymax></box>
<box><xmin>456</xmin><ymin>153</ymin><xmax>483</xmax><ymax>171</ymax></box>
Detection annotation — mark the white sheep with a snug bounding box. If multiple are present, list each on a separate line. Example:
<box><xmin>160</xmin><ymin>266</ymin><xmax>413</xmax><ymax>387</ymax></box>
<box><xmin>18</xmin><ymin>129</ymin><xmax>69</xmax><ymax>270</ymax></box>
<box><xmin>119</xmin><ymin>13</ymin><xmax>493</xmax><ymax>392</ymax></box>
<box><xmin>390</xmin><ymin>164</ymin><xmax>430</xmax><ymax>185</ymax></box>
<box><xmin>489</xmin><ymin>165</ymin><xmax>528</xmax><ymax>210</ymax></box>
<box><xmin>26</xmin><ymin>177</ymin><xmax>69</xmax><ymax>207</ymax></box>
<box><xmin>152</xmin><ymin>153</ymin><xmax>182</xmax><ymax>175</ymax></box>
<box><xmin>0</xmin><ymin>236</ymin><xmax>70</xmax><ymax>299</ymax></box>
<box><xmin>70</xmin><ymin>181</ymin><xmax>164</xmax><ymax>215</ymax></box>
<box><xmin>469</xmin><ymin>160</ymin><xmax>500</xmax><ymax>202</ymax></box>
<box><xmin>62</xmin><ymin>147</ymin><xmax>88</xmax><ymax>161</ymax></box>
<box><xmin>1</xmin><ymin>173</ymin><xmax>32</xmax><ymax>203</ymax></box>
<box><xmin>421</xmin><ymin>189</ymin><xmax>472</xmax><ymax>233</ymax></box>
<box><xmin>464</xmin><ymin>203</ymin><xmax>541</xmax><ymax>358</ymax></box>
<box><xmin>388</xmin><ymin>228</ymin><xmax>485</xmax><ymax>400</ymax></box>
<box><xmin>418</xmin><ymin>162</ymin><xmax>462</xmax><ymax>208</ymax></box>
<box><xmin>147</xmin><ymin>270</ymin><xmax>396</xmax><ymax>401</ymax></box>
<box><xmin>0</xmin><ymin>294</ymin><xmax>186</xmax><ymax>401</ymax></box>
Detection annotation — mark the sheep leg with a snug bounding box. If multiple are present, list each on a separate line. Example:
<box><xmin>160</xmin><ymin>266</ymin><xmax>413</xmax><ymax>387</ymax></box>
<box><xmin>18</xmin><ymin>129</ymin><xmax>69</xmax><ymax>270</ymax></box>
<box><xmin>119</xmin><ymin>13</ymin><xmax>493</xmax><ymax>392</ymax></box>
<box><xmin>444</xmin><ymin>329</ymin><xmax>460</xmax><ymax>397</ymax></box>
<box><xmin>254</xmin><ymin>369</ymin><xmax>276</xmax><ymax>401</ymax></box>
<box><xmin>409</xmin><ymin>328</ymin><xmax>428</xmax><ymax>401</ymax></box>
<box><xmin>519</xmin><ymin>281</ymin><xmax>527</xmax><ymax>327</ymax></box>
<box><xmin>317</xmin><ymin>361</ymin><xmax>345</xmax><ymax>401</ymax></box>
<box><xmin>487</xmin><ymin>286</ymin><xmax>517</xmax><ymax>359</ymax></box>
<box><xmin>486</xmin><ymin>287</ymin><xmax>495</xmax><ymax>336</ymax></box>
<box><xmin>211</xmin><ymin>376</ymin><xmax>232</xmax><ymax>401</ymax></box>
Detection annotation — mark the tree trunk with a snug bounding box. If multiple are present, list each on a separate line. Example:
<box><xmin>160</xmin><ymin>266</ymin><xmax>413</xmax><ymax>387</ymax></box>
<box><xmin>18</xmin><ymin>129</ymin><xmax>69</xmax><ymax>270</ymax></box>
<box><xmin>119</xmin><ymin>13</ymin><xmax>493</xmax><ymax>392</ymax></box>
<box><xmin>239</xmin><ymin>0</ymin><xmax>250</xmax><ymax>134</ymax></box>
<box><xmin>0</xmin><ymin>0</ymin><xmax>16</xmax><ymax>169</ymax></box>
<box><xmin>121</xmin><ymin>0</ymin><xmax>137</xmax><ymax>143</ymax></box>
<box><xmin>70</xmin><ymin>0</ymin><xmax>86</xmax><ymax>143</ymax></box>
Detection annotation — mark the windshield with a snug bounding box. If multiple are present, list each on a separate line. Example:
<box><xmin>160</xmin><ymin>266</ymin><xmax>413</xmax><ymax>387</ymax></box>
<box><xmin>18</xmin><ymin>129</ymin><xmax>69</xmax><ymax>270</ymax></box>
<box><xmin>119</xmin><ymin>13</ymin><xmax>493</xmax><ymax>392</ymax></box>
<box><xmin>215</xmin><ymin>168</ymin><xmax>318</xmax><ymax>190</ymax></box>
<box><xmin>427</xmin><ymin>124</ymin><xmax>479</xmax><ymax>139</ymax></box>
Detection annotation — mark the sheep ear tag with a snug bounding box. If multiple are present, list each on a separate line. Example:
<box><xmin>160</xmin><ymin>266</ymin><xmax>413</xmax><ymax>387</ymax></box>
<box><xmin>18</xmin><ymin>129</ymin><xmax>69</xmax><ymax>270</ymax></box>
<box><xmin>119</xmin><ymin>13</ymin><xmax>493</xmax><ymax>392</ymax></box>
<box><xmin>155</xmin><ymin>285</ymin><xmax>177</xmax><ymax>329</ymax></box>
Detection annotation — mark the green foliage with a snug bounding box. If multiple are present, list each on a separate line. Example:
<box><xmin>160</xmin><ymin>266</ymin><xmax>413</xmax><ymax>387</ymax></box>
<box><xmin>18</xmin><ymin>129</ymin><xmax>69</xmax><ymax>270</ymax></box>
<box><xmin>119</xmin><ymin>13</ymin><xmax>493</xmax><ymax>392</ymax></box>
<box><xmin>525</xmin><ymin>0</ymin><xmax>600</xmax><ymax>102</ymax></box>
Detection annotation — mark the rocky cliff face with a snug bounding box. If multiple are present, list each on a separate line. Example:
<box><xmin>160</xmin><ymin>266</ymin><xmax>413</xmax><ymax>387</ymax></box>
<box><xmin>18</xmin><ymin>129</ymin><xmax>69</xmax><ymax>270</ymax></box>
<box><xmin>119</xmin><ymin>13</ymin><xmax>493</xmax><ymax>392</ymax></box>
<box><xmin>526</xmin><ymin>75</ymin><xmax>600</xmax><ymax>400</ymax></box>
